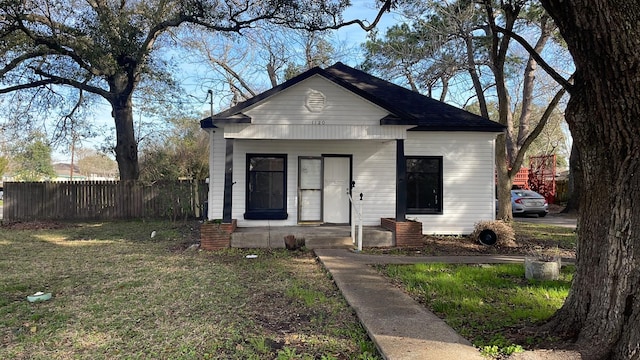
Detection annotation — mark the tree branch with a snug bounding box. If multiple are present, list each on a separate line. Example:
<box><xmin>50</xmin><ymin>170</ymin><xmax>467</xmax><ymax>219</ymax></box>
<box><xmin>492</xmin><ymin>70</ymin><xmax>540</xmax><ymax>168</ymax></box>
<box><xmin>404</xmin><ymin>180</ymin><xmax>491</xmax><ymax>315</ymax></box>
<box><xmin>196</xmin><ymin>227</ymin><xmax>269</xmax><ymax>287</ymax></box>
<box><xmin>269</xmin><ymin>0</ymin><xmax>395</xmax><ymax>32</ymax></box>
<box><xmin>31</xmin><ymin>67</ymin><xmax>112</xmax><ymax>99</ymax></box>
<box><xmin>332</xmin><ymin>0</ymin><xmax>394</xmax><ymax>32</ymax></box>
<box><xmin>509</xmin><ymin>82</ymin><xmax>569</xmax><ymax>177</ymax></box>
<box><xmin>0</xmin><ymin>78</ymin><xmax>62</xmax><ymax>93</ymax></box>
<box><xmin>0</xmin><ymin>49</ymin><xmax>50</xmax><ymax>77</ymax></box>
<box><xmin>212</xmin><ymin>60</ymin><xmax>257</xmax><ymax>97</ymax></box>
<box><xmin>494</xmin><ymin>25</ymin><xmax>572</xmax><ymax>91</ymax></box>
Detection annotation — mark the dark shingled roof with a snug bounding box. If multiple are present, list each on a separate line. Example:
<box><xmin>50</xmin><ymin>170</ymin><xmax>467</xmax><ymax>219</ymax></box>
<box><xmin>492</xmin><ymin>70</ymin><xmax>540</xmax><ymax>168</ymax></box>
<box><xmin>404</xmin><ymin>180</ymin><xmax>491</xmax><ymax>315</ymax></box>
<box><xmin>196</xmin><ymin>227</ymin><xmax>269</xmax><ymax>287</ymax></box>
<box><xmin>201</xmin><ymin>62</ymin><xmax>504</xmax><ymax>133</ymax></box>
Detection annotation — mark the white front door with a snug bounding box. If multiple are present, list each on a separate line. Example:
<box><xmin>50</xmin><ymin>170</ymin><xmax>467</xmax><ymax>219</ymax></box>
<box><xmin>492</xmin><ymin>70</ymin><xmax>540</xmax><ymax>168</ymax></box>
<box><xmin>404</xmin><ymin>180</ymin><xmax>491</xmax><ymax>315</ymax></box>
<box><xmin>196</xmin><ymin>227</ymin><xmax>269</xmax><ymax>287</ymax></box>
<box><xmin>323</xmin><ymin>157</ymin><xmax>351</xmax><ymax>224</ymax></box>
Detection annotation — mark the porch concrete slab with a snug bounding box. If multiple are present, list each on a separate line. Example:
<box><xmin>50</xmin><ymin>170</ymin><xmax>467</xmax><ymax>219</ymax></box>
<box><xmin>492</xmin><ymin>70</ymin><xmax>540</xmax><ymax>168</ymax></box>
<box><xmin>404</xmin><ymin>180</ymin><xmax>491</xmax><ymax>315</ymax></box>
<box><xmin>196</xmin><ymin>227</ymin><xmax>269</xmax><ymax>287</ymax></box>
<box><xmin>315</xmin><ymin>248</ymin><xmax>485</xmax><ymax>360</ymax></box>
<box><xmin>231</xmin><ymin>225</ymin><xmax>393</xmax><ymax>248</ymax></box>
<box><xmin>304</xmin><ymin>236</ymin><xmax>353</xmax><ymax>249</ymax></box>
<box><xmin>231</xmin><ymin>231</ymin><xmax>285</xmax><ymax>248</ymax></box>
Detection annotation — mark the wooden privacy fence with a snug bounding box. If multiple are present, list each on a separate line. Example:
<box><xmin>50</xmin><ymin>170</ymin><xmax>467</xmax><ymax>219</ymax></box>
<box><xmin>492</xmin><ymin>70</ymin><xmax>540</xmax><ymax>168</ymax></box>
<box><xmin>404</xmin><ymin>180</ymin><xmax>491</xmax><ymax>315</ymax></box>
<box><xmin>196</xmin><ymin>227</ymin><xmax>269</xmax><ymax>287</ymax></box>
<box><xmin>2</xmin><ymin>180</ymin><xmax>207</xmax><ymax>221</ymax></box>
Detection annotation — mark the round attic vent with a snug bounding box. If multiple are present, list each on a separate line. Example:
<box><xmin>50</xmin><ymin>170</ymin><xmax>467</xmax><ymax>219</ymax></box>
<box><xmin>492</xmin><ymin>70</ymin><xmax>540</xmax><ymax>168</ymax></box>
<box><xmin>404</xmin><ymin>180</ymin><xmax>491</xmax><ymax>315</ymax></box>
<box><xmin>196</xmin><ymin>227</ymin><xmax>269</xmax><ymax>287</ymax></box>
<box><xmin>305</xmin><ymin>89</ymin><xmax>326</xmax><ymax>112</ymax></box>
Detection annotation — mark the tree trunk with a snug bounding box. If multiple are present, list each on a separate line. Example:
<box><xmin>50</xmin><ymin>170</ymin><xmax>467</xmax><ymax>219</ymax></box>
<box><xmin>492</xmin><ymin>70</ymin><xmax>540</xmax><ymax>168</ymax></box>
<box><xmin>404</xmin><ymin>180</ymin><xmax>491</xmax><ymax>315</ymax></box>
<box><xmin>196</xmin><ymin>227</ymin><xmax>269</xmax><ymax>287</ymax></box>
<box><xmin>464</xmin><ymin>35</ymin><xmax>488</xmax><ymax>119</ymax></box>
<box><xmin>495</xmin><ymin>133</ymin><xmax>513</xmax><ymax>221</ymax></box>
<box><xmin>112</xmin><ymin>93</ymin><xmax>139</xmax><ymax>180</ymax></box>
<box><xmin>485</xmin><ymin>2</ymin><xmax>519</xmax><ymax>222</ymax></box>
<box><xmin>539</xmin><ymin>1</ymin><xmax>640</xmax><ymax>358</ymax></box>
<box><xmin>561</xmin><ymin>144</ymin><xmax>581</xmax><ymax>214</ymax></box>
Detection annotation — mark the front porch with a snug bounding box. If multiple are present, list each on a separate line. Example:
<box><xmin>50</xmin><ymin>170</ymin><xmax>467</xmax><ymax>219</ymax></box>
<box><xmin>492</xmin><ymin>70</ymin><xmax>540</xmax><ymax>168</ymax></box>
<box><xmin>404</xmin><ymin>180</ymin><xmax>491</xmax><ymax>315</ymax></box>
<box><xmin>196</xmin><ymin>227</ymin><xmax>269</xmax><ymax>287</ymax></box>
<box><xmin>231</xmin><ymin>225</ymin><xmax>394</xmax><ymax>249</ymax></box>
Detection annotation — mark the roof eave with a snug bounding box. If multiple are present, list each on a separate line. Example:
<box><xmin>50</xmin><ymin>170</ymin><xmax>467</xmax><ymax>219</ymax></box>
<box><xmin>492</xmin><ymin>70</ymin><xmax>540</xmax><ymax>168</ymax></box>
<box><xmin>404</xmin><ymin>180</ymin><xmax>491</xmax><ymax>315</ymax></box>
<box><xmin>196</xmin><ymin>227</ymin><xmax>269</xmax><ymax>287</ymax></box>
<box><xmin>320</xmin><ymin>69</ymin><xmax>417</xmax><ymax>121</ymax></box>
<box><xmin>200</xmin><ymin>114</ymin><xmax>252</xmax><ymax>129</ymax></box>
<box><xmin>200</xmin><ymin>118</ymin><xmax>217</xmax><ymax>129</ymax></box>
<box><xmin>408</xmin><ymin>125</ymin><xmax>506</xmax><ymax>132</ymax></box>
<box><xmin>380</xmin><ymin>115</ymin><xmax>416</xmax><ymax>125</ymax></box>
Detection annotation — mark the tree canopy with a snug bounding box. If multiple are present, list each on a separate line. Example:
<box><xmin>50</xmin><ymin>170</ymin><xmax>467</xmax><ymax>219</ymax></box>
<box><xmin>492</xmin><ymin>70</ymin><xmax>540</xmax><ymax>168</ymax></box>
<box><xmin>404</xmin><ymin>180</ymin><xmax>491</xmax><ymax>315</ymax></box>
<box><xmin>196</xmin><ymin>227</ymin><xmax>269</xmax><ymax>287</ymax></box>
<box><xmin>10</xmin><ymin>133</ymin><xmax>56</xmax><ymax>181</ymax></box>
<box><xmin>139</xmin><ymin>116</ymin><xmax>208</xmax><ymax>181</ymax></box>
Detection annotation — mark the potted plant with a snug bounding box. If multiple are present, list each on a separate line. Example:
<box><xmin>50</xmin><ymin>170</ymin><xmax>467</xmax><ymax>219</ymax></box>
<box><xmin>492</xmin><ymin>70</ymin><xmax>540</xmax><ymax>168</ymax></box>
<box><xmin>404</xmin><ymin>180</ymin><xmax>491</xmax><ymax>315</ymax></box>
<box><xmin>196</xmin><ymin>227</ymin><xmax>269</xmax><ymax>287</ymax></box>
<box><xmin>524</xmin><ymin>248</ymin><xmax>561</xmax><ymax>281</ymax></box>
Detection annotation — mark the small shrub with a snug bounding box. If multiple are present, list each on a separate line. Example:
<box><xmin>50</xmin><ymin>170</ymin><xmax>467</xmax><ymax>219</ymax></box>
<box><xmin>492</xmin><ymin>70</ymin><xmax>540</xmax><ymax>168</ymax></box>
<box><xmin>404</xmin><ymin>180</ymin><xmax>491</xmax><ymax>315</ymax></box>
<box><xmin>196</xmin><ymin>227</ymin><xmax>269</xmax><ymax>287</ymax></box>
<box><xmin>471</xmin><ymin>220</ymin><xmax>516</xmax><ymax>247</ymax></box>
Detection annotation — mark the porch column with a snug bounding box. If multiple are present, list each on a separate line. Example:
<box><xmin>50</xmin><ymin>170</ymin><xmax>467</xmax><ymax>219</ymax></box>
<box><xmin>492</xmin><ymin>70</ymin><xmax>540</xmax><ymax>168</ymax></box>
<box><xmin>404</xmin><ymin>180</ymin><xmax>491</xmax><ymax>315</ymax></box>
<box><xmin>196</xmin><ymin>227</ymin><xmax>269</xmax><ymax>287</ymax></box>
<box><xmin>206</xmin><ymin>130</ymin><xmax>215</xmax><ymax>220</ymax></box>
<box><xmin>396</xmin><ymin>139</ymin><xmax>407</xmax><ymax>222</ymax></box>
<box><xmin>222</xmin><ymin>138</ymin><xmax>234</xmax><ymax>223</ymax></box>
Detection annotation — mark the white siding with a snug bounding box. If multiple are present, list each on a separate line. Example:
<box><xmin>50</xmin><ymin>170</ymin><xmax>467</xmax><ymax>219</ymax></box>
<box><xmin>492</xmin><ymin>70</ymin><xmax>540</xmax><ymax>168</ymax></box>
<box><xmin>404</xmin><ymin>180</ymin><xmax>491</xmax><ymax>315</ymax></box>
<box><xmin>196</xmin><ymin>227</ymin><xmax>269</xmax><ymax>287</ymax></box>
<box><xmin>210</xmin><ymin>139</ymin><xmax>397</xmax><ymax>227</ymax></box>
<box><xmin>245</xmin><ymin>75</ymin><xmax>389</xmax><ymax>126</ymax></box>
<box><xmin>223</xmin><ymin>124</ymin><xmax>408</xmax><ymax>140</ymax></box>
<box><xmin>405</xmin><ymin>132</ymin><xmax>496</xmax><ymax>235</ymax></box>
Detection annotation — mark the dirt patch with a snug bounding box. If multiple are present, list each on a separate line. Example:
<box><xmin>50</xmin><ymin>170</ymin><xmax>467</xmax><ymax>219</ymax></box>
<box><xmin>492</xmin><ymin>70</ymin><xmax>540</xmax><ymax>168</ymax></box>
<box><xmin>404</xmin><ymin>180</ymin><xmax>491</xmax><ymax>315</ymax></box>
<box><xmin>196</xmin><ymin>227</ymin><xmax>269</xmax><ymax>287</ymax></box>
<box><xmin>369</xmin><ymin>208</ymin><xmax>576</xmax><ymax>259</ymax></box>
<box><xmin>1</xmin><ymin>221</ymin><xmax>77</xmax><ymax>230</ymax></box>
<box><xmin>369</xmin><ymin>234</ymin><xmax>575</xmax><ymax>259</ymax></box>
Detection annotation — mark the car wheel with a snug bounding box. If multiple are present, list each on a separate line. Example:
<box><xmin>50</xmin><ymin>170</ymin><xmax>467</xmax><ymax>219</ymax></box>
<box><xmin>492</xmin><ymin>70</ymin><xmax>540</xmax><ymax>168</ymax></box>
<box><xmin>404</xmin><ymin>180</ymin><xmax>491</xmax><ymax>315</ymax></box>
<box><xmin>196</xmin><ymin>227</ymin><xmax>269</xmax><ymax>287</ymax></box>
<box><xmin>538</xmin><ymin>212</ymin><xmax>548</xmax><ymax>218</ymax></box>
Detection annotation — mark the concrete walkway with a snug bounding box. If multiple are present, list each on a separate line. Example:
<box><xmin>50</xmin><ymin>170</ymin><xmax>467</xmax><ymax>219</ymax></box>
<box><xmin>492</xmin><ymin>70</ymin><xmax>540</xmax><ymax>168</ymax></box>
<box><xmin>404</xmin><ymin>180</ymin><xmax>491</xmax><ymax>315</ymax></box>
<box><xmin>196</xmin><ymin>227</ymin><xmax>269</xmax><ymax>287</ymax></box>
<box><xmin>314</xmin><ymin>249</ymin><xmax>576</xmax><ymax>360</ymax></box>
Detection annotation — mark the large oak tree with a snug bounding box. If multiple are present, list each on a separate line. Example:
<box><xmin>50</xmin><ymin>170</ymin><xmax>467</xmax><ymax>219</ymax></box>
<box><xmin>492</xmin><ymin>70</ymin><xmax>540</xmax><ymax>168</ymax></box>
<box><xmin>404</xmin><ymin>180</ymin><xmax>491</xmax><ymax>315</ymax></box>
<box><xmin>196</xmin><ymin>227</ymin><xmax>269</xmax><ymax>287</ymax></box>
<box><xmin>0</xmin><ymin>0</ymin><xmax>392</xmax><ymax>179</ymax></box>
<box><xmin>535</xmin><ymin>0</ymin><xmax>640</xmax><ymax>358</ymax></box>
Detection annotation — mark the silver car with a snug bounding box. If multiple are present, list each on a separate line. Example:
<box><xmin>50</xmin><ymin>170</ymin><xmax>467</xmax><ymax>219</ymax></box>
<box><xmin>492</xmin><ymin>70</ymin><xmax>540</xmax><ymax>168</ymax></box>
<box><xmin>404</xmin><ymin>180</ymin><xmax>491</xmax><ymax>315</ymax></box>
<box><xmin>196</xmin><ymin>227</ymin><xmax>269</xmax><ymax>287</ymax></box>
<box><xmin>511</xmin><ymin>189</ymin><xmax>548</xmax><ymax>217</ymax></box>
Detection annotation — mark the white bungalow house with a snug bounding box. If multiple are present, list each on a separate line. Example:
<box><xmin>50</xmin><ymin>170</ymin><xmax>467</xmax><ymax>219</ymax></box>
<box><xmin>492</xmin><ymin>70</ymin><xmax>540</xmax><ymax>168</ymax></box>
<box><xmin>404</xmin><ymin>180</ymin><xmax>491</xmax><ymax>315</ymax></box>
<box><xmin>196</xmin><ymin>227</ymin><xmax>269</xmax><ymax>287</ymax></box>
<box><xmin>200</xmin><ymin>62</ymin><xmax>504</xmax><ymax>247</ymax></box>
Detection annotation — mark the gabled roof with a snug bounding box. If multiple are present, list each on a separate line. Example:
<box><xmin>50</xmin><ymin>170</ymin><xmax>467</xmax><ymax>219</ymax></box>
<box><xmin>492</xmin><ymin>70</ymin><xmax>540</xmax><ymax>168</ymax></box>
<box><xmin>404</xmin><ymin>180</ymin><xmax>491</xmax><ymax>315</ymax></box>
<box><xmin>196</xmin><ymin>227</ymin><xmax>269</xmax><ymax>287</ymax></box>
<box><xmin>201</xmin><ymin>62</ymin><xmax>504</xmax><ymax>132</ymax></box>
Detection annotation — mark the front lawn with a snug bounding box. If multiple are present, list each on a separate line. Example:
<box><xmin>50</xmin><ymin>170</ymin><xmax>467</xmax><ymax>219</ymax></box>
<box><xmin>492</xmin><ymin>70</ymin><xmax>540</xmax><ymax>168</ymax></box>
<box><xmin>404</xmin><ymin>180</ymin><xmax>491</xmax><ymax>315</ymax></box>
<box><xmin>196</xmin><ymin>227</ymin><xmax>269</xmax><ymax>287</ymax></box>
<box><xmin>0</xmin><ymin>221</ymin><xmax>379</xmax><ymax>359</ymax></box>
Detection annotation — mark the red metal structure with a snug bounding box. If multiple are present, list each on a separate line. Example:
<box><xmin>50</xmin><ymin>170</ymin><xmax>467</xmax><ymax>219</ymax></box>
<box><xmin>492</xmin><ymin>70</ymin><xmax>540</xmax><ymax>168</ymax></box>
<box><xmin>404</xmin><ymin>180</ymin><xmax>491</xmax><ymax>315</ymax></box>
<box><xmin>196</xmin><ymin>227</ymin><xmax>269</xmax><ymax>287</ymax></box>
<box><xmin>528</xmin><ymin>154</ymin><xmax>557</xmax><ymax>204</ymax></box>
<box><xmin>513</xmin><ymin>168</ymin><xmax>530</xmax><ymax>189</ymax></box>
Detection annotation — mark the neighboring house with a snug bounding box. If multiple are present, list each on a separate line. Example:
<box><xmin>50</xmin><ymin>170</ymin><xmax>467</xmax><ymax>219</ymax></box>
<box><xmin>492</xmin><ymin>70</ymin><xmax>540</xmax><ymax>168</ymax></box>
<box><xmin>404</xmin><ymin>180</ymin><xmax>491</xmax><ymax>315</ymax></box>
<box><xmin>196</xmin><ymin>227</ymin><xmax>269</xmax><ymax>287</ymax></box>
<box><xmin>53</xmin><ymin>163</ymin><xmax>87</xmax><ymax>181</ymax></box>
<box><xmin>52</xmin><ymin>163</ymin><xmax>118</xmax><ymax>181</ymax></box>
<box><xmin>200</xmin><ymin>62</ymin><xmax>504</xmax><ymax>236</ymax></box>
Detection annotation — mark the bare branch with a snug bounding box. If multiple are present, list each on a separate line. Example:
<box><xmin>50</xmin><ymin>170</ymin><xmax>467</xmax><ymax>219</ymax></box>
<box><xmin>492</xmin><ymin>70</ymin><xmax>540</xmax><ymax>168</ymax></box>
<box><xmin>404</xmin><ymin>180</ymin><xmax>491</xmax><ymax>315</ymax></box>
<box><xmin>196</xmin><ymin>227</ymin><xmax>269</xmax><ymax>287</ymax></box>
<box><xmin>494</xmin><ymin>25</ymin><xmax>572</xmax><ymax>91</ymax></box>
<box><xmin>335</xmin><ymin>0</ymin><xmax>394</xmax><ymax>32</ymax></box>
<box><xmin>212</xmin><ymin>60</ymin><xmax>257</xmax><ymax>97</ymax></box>
<box><xmin>64</xmin><ymin>88</ymin><xmax>85</xmax><ymax>120</ymax></box>
<box><xmin>508</xmin><ymin>80</ymin><xmax>570</xmax><ymax>178</ymax></box>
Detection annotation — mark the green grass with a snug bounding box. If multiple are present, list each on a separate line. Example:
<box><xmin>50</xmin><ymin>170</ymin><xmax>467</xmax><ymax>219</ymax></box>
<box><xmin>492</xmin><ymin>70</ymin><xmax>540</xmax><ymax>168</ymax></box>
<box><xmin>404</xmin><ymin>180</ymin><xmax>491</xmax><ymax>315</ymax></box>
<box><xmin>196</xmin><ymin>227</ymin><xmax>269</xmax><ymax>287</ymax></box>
<box><xmin>511</xmin><ymin>221</ymin><xmax>577</xmax><ymax>249</ymax></box>
<box><xmin>0</xmin><ymin>221</ymin><xmax>379</xmax><ymax>359</ymax></box>
<box><xmin>377</xmin><ymin>263</ymin><xmax>574</xmax><ymax>357</ymax></box>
